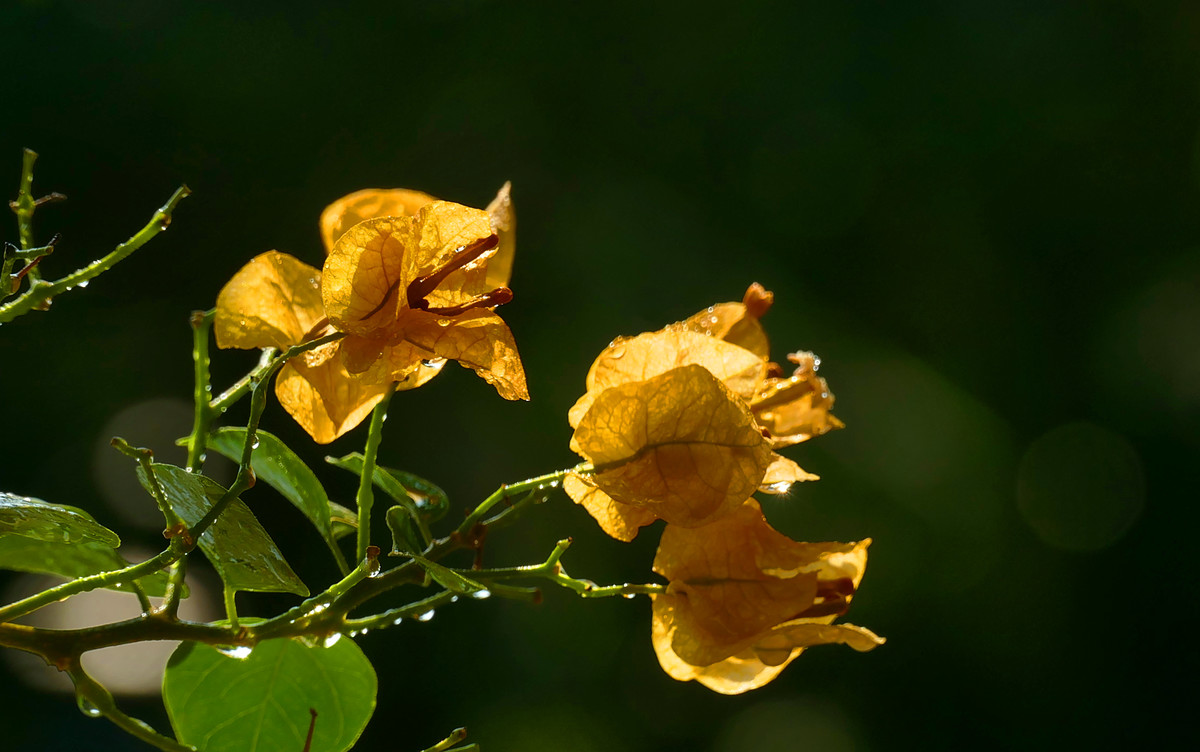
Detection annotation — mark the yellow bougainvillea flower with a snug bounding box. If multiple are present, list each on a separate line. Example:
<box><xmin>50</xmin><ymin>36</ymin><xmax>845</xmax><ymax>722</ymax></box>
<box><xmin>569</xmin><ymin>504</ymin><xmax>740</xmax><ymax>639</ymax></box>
<box><xmin>214</xmin><ymin>185</ymin><xmax>519</xmax><ymax>442</ymax></box>
<box><xmin>215</xmin><ymin>251</ymin><xmax>401</xmax><ymax>443</ymax></box>
<box><xmin>321</xmin><ymin>197</ymin><xmax>527</xmax><ymax>401</ymax></box>
<box><xmin>572</xmin><ymin>283</ymin><xmax>842</xmax><ymax>448</ymax></box>
<box><xmin>681</xmin><ymin>281</ymin><xmax>775</xmax><ymax>359</ymax></box>
<box><xmin>651</xmin><ymin>499</ymin><xmax>884</xmax><ymax>694</ymax></box>
<box><xmin>564</xmin><ymin>284</ymin><xmax>832</xmax><ymax>540</ymax></box>
<box><xmin>565</xmin><ymin>363</ymin><xmax>813</xmax><ymax>541</ymax></box>
<box><xmin>319</xmin><ymin>182</ymin><xmax>515</xmax><ymax>291</ymax></box>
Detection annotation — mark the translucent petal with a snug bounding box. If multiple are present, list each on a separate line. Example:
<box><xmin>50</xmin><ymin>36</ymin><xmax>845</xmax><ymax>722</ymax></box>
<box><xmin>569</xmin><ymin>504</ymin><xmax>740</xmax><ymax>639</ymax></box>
<box><xmin>573</xmin><ymin>365</ymin><xmax>772</xmax><ymax>527</ymax></box>
<box><xmin>214</xmin><ymin>251</ymin><xmax>323</xmax><ymax>351</ymax></box>
<box><xmin>563</xmin><ymin>472</ymin><xmax>658</xmax><ymax>542</ymax></box>
<box><xmin>320</xmin><ymin>188</ymin><xmax>437</xmax><ymax>254</ymax></box>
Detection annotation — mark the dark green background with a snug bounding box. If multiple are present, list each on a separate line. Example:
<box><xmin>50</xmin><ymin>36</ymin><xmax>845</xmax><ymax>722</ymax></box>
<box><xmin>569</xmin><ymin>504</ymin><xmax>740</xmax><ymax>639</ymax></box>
<box><xmin>1</xmin><ymin>1</ymin><xmax>1196</xmax><ymax>750</ymax></box>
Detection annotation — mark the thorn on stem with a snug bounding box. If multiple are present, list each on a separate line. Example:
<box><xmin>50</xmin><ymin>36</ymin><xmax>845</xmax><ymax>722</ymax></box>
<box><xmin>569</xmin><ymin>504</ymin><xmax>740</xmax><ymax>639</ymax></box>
<box><xmin>34</xmin><ymin>192</ymin><xmax>66</xmax><ymax>207</ymax></box>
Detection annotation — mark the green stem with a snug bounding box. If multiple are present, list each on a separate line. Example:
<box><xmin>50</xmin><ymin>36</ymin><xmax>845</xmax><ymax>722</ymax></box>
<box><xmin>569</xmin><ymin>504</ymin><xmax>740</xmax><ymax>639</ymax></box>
<box><xmin>459</xmin><ymin>468</ymin><xmax>575</xmax><ymax>533</ymax></box>
<box><xmin>210</xmin><ymin>347</ymin><xmax>276</xmax><ymax>413</ymax></box>
<box><xmin>158</xmin><ymin>558</ymin><xmax>187</xmax><ymax>619</ymax></box>
<box><xmin>14</xmin><ymin>149</ymin><xmax>37</xmax><ymax>252</ymax></box>
<box><xmin>252</xmin><ymin>549</ymin><xmax>379</xmax><ymax>640</ymax></box>
<box><xmin>0</xmin><ymin>184</ymin><xmax>191</xmax><ymax>323</ymax></box>
<box><xmin>355</xmin><ymin>384</ymin><xmax>397</xmax><ymax>563</ymax></box>
<box><xmin>343</xmin><ymin>589</ymin><xmax>457</xmax><ymax>633</ymax></box>
<box><xmin>464</xmin><ymin>538</ymin><xmax>666</xmax><ymax>599</ymax></box>
<box><xmin>111</xmin><ymin>438</ymin><xmax>187</xmax><ymax>530</ymax></box>
<box><xmin>185</xmin><ymin>309</ymin><xmax>215</xmax><ymax>471</ymax></box>
<box><xmin>222</xmin><ymin>586</ymin><xmax>239</xmax><ymax>630</ymax></box>
<box><xmin>0</xmin><ymin>334</ymin><xmax>342</xmax><ymax>625</ymax></box>
<box><xmin>68</xmin><ymin>662</ymin><xmax>195</xmax><ymax>752</ymax></box>
<box><xmin>0</xmin><ymin>542</ymin><xmax>184</xmax><ymax>624</ymax></box>
<box><xmin>420</xmin><ymin>728</ymin><xmax>469</xmax><ymax>752</ymax></box>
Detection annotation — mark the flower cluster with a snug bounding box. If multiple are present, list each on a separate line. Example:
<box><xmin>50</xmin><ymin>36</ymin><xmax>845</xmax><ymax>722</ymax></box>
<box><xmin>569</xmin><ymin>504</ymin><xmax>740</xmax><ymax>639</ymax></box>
<box><xmin>566</xmin><ymin>284</ymin><xmax>882</xmax><ymax>693</ymax></box>
<box><xmin>214</xmin><ymin>184</ymin><xmax>526</xmax><ymax>443</ymax></box>
<box><xmin>213</xmin><ymin>182</ymin><xmax>880</xmax><ymax>696</ymax></box>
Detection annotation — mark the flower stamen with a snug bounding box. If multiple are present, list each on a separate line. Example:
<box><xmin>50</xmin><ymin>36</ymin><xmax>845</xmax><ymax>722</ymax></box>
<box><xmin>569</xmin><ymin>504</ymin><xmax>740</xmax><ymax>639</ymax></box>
<box><xmin>419</xmin><ymin>287</ymin><xmax>513</xmax><ymax>316</ymax></box>
<box><xmin>405</xmin><ymin>233</ymin><xmax>499</xmax><ymax>308</ymax></box>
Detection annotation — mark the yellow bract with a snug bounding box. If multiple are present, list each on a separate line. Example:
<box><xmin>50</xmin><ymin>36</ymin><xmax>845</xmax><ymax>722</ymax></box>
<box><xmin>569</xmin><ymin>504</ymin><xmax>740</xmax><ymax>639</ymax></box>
<box><xmin>751</xmin><ymin>350</ymin><xmax>844</xmax><ymax>447</ymax></box>
<box><xmin>214</xmin><ymin>251</ymin><xmax>324</xmax><ymax>352</ymax></box>
<box><xmin>571</xmin><ymin>365</ymin><xmax>774</xmax><ymax>535</ymax></box>
<box><xmin>214</xmin><ymin>251</ymin><xmax>396</xmax><ymax>443</ymax></box>
<box><xmin>681</xmin><ymin>281</ymin><xmax>774</xmax><ymax>358</ymax></box>
<box><xmin>212</xmin><ymin>182</ymin><xmax>520</xmax><ymax>442</ymax></box>
<box><xmin>651</xmin><ymin>500</ymin><xmax>883</xmax><ymax>694</ymax></box>
<box><xmin>319</xmin><ymin>183</ymin><xmax>515</xmax><ymax>290</ymax></box>
<box><xmin>565</xmin><ymin>284</ymin><xmax>835</xmax><ymax>539</ymax></box>
<box><xmin>320</xmin><ymin>188</ymin><xmax>437</xmax><ymax>255</ymax></box>
<box><xmin>321</xmin><ymin>200</ymin><xmax>527</xmax><ymax>401</ymax></box>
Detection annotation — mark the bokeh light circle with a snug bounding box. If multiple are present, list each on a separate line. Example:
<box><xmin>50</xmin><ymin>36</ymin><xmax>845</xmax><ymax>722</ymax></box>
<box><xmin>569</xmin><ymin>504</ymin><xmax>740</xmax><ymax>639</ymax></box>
<box><xmin>1016</xmin><ymin>422</ymin><xmax>1144</xmax><ymax>551</ymax></box>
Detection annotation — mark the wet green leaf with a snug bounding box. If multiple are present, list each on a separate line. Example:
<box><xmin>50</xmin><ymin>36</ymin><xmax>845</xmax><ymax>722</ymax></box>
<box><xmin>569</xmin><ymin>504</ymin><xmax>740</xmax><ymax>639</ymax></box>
<box><xmin>408</xmin><ymin>555</ymin><xmax>487</xmax><ymax>595</ymax></box>
<box><xmin>386</xmin><ymin>505</ymin><xmax>426</xmax><ymax>557</ymax></box>
<box><xmin>0</xmin><ymin>491</ymin><xmax>120</xmax><ymax>546</ymax></box>
<box><xmin>136</xmin><ymin>464</ymin><xmax>308</xmax><ymax>596</ymax></box>
<box><xmin>329</xmin><ymin>502</ymin><xmax>358</xmax><ymax>541</ymax></box>
<box><xmin>164</xmin><ymin>635</ymin><xmax>376</xmax><ymax>752</ymax></box>
<box><xmin>0</xmin><ymin>535</ymin><xmax>174</xmax><ymax>596</ymax></box>
<box><xmin>209</xmin><ymin>427</ymin><xmax>345</xmax><ymax>564</ymax></box>
<box><xmin>327</xmin><ymin>453</ymin><xmax>449</xmax><ymax>522</ymax></box>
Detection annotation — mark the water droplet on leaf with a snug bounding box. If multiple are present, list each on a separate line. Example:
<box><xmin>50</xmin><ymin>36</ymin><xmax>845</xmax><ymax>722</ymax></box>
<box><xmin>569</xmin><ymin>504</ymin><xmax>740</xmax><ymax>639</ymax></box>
<box><xmin>216</xmin><ymin>645</ymin><xmax>253</xmax><ymax>659</ymax></box>
<box><xmin>418</xmin><ymin>610</ymin><xmax>435</xmax><ymax>622</ymax></box>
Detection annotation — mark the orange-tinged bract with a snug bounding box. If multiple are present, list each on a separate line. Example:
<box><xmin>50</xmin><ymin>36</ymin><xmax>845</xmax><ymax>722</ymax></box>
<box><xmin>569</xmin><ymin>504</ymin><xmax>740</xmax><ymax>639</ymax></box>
<box><xmin>319</xmin><ymin>183</ymin><xmax>515</xmax><ymax>291</ymax></box>
<box><xmin>214</xmin><ymin>251</ymin><xmax>399</xmax><ymax>443</ymax></box>
<box><xmin>321</xmin><ymin>199</ymin><xmax>527</xmax><ymax>401</ymax></box>
<box><xmin>651</xmin><ymin>500</ymin><xmax>883</xmax><ymax>694</ymax></box>
<box><xmin>565</xmin><ymin>284</ymin><xmax>833</xmax><ymax>539</ymax></box>
<box><xmin>570</xmin><ymin>365</ymin><xmax>775</xmax><ymax>536</ymax></box>
<box><xmin>215</xmin><ymin>184</ymin><xmax>521</xmax><ymax>442</ymax></box>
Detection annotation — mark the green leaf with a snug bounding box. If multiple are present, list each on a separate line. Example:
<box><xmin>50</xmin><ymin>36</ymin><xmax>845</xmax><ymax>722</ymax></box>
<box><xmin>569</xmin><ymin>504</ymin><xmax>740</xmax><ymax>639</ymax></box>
<box><xmin>408</xmin><ymin>555</ymin><xmax>487</xmax><ymax>596</ymax></box>
<box><xmin>164</xmin><ymin>635</ymin><xmax>376</xmax><ymax>752</ymax></box>
<box><xmin>0</xmin><ymin>535</ymin><xmax>175</xmax><ymax>596</ymax></box>
<box><xmin>385</xmin><ymin>505</ymin><xmax>425</xmax><ymax>557</ymax></box>
<box><xmin>136</xmin><ymin>463</ymin><xmax>308</xmax><ymax>596</ymax></box>
<box><xmin>326</xmin><ymin>454</ymin><xmax>449</xmax><ymax>523</ymax></box>
<box><xmin>0</xmin><ymin>491</ymin><xmax>120</xmax><ymax>546</ymax></box>
<box><xmin>208</xmin><ymin>428</ymin><xmax>343</xmax><ymax>561</ymax></box>
<box><xmin>329</xmin><ymin>502</ymin><xmax>358</xmax><ymax>541</ymax></box>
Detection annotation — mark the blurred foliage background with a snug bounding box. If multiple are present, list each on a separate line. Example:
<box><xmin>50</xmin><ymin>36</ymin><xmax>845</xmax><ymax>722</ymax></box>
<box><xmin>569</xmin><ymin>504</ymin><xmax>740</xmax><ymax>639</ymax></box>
<box><xmin>1</xmin><ymin>1</ymin><xmax>1196</xmax><ymax>749</ymax></box>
